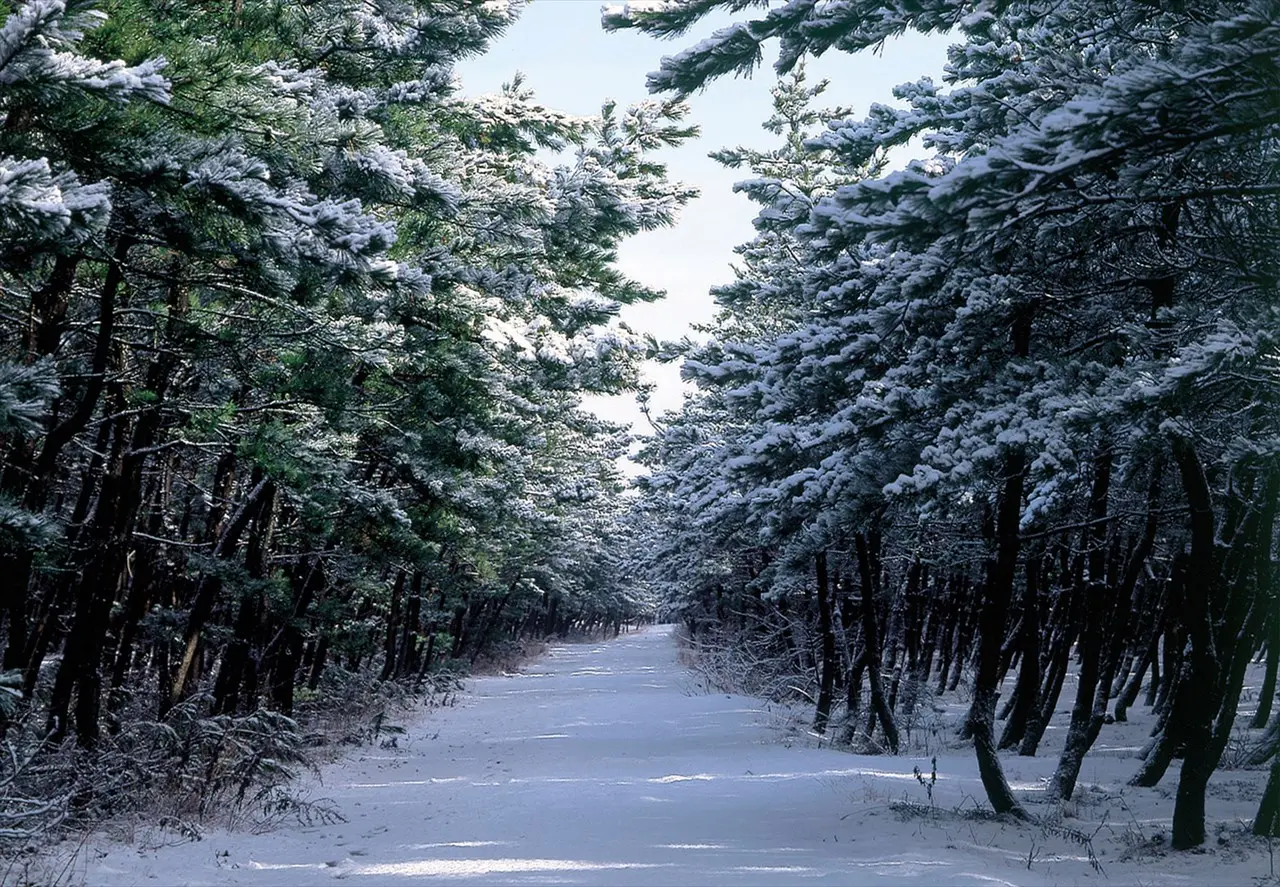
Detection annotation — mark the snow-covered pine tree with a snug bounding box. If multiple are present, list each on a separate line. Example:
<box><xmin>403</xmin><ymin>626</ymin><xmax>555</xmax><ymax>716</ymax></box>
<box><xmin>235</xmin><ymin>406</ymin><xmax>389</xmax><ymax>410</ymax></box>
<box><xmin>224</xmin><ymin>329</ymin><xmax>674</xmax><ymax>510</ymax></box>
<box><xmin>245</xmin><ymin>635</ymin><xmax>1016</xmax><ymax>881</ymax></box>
<box><xmin>0</xmin><ymin>0</ymin><xmax>691</xmax><ymax>773</ymax></box>
<box><xmin>617</xmin><ymin>0</ymin><xmax>1280</xmax><ymax>847</ymax></box>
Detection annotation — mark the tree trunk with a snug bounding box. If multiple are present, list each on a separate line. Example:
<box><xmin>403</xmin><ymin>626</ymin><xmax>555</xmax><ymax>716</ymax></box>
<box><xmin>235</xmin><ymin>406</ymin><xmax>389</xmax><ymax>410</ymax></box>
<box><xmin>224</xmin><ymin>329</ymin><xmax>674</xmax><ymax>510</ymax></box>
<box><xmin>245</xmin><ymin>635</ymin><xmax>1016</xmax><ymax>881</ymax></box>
<box><xmin>1000</xmin><ymin>553</ymin><xmax>1041</xmax><ymax>750</ymax></box>
<box><xmin>28</xmin><ymin>237</ymin><xmax>133</xmax><ymax>512</ymax></box>
<box><xmin>1049</xmin><ymin>580</ymin><xmax>1105</xmax><ymax>801</ymax></box>
<box><xmin>855</xmin><ymin>531</ymin><xmax>899</xmax><ymax>753</ymax></box>
<box><xmin>380</xmin><ymin>570</ymin><xmax>406</xmax><ymax>681</ymax></box>
<box><xmin>396</xmin><ymin>572</ymin><xmax>424</xmax><ymax>677</ymax></box>
<box><xmin>211</xmin><ymin>482</ymin><xmax>277</xmax><ymax>714</ymax></box>
<box><xmin>1168</xmin><ymin>437</ymin><xmax>1219</xmax><ymax>850</ymax></box>
<box><xmin>1114</xmin><ymin>628</ymin><xmax>1157</xmax><ymax>723</ymax></box>
<box><xmin>1255</xmin><ymin>757</ymin><xmax>1280</xmax><ymax>838</ymax></box>
<box><xmin>1020</xmin><ymin>590</ymin><xmax>1075</xmax><ymax>758</ymax></box>
<box><xmin>1255</xmin><ymin>624</ymin><xmax>1280</xmax><ymax>729</ymax></box>
<box><xmin>813</xmin><ymin>551</ymin><xmax>837</xmax><ymax>734</ymax></box>
<box><xmin>167</xmin><ymin>471</ymin><xmax>269</xmax><ymax>711</ymax></box>
<box><xmin>264</xmin><ymin>552</ymin><xmax>324</xmax><ymax>715</ymax></box>
<box><xmin>968</xmin><ymin>445</ymin><xmax>1029</xmax><ymax>818</ymax></box>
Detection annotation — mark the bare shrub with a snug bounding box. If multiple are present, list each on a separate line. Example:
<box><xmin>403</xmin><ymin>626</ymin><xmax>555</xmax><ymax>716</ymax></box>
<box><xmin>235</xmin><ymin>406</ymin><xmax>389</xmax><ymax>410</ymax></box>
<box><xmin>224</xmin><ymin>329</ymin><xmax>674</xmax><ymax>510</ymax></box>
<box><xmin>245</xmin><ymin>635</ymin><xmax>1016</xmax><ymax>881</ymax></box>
<box><xmin>471</xmin><ymin>637</ymin><xmax>549</xmax><ymax>676</ymax></box>
<box><xmin>0</xmin><ymin>695</ymin><xmax>347</xmax><ymax>865</ymax></box>
<box><xmin>676</xmin><ymin>625</ymin><xmax>816</xmax><ymax>705</ymax></box>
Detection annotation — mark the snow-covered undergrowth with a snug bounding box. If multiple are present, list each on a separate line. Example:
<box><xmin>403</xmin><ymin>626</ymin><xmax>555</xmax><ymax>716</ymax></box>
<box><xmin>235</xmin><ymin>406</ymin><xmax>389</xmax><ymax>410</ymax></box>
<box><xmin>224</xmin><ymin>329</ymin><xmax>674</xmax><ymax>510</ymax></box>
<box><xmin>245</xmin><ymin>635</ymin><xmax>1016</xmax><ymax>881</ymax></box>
<box><xmin>28</xmin><ymin>625</ymin><xmax>1277</xmax><ymax>886</ymax></box>
<box><xmin>0</xmin><ymin>666</ymin><xmax>466</xmax><ymax>885</ymax></box>
<box><xmin>678</xmin><ymin>626</ymin><xmax>1278</xmax><ymax>882</ymax></box>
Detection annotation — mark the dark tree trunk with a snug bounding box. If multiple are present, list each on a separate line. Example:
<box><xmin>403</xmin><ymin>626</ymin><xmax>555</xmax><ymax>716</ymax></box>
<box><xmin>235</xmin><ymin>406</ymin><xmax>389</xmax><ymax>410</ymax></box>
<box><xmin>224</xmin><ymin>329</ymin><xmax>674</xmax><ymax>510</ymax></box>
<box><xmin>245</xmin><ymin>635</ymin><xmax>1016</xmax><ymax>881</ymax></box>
<box><xmin>1049</xmin><ymin>579</ymin><xmax>1105</xmax><ymax>801</ymax></box>
<box><xmin>949</xmin><ymin>578</ymin><xmax>976</xmax><ymax>694</ymax></box>
<box><xmin>211</xmin><ymin>482</ymin><xmax>277</xmax><ymax>715</ymax></box>
<box><xmin>1255</xmin><ymin>757</ymin><xmax>1280</xmax><ymax>838</ymax></box>
<box><xmin>1205</xmin><ymin>466</ymin><xmax>1277</xmax><ymax>772</ymax></box>
<box><xmin>838</xmin><ymin>577</ymin><xmax>866</xmax><ymax>740</ymax></box>
<box><xmin>379</xmin><ymin>570</ymin><xmax>407</xmax><ymax>682</ymax></box>
<box><xmin>108</xmin><ymin>461</ymin><xmax>174</xmax><ymax>696</ymax></box>
<box><xmin>0</xmin><ymin>253</ymin><xmax>79</xmax><ymax>666</ymax></box>
<box><xmin>813</xmin><ymin>552</ymin><xmax>837</xmax><ymax>735</ymax></box>
<box><xmin>855</xmin><ymin>531</ymin><xmax>899</xmax><ymax>753</ymax></box>
<box><xmin>1053</xmin><ymin>449</ymin><xmax>1161</xmax><ymax>800</ymax></box>
<box><xmin>1167</xmin><ymin>438</ymin><xmax>1220</xmax><ymax>850</ymax></box>
<box><xmin>168</xmin><ymin>471</ymin><xmax>269</xmax><ymax>712</ymax></box>
<box><xmin>1131</xmin><ymin>663</ymin><xmax>1184</xmax><ymax>787</ymax></box>
<box><xmin>415</xmin><ymin>620</ymin><xmax>440</xmax><ymax>686</ymax></box>
<box><xmin>307</xmin><ymin>635</ymin><xmax>329</xmax><ymax>691</ymax></box>
<box><xmin>451</xmin><ymin>597</ymin><xmax>469</xmax><ymax>656</ymax></box>
<box><xmin>28</xmin><ymin>237</ymin><xmax>133</xmax><ymax>512</ymax></box>
<box><xmin>968</xmin><ymin>444</ymin><xmax>1029</xmax><ymax>818</ymax></box>
<box><xmin>263</xmin><ymin>552</ymin><xmax>325</xmax><ymax>715</ymax></box>
<box><xmin>1000</xmin><ymin>553</ymin><xmax>1041</xmax><ymax>750</ymax></box>
<box><xmin>1144</xmin><ymin>643</ymin><xmax>1161</xmax><ymax>708</ymax></box>
<box><xmin>935</xmin><ymin>577</ymin><xmax>959</xmax><ymax>695</ymax></box>
<box><xmin>397</xmin><ymin>572</ymin><xmax>424</xmax><ymax>677</ymax></box>
<box><xmin>212</xmin><ymin>590</ymin><xmax>259</xmax><ymax>716</ymax></box>
<box><xmin>897</xmin><ymin>560</ymin><xmax>924</xmax><ymax>721</ymax></box>
<box><xmin>1255</xmin><ymin>628</ymin><xmax>1280</xmax><ymax>729</ymax></box>
<box><xmin>1114</xmin><ymin>628</ymin><xmax>1157</xmax><ymax>723</ymax></box>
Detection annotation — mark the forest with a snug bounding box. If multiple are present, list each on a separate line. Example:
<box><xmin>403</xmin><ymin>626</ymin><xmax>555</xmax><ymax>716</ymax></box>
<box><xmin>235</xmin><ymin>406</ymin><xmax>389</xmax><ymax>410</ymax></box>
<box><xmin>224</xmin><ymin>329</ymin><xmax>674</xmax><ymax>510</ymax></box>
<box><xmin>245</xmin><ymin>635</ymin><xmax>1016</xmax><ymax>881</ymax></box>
<box><xmin>0</xmin><ymin>0</ymin><xmax>1277</xmax><ymax>874</ymax></box>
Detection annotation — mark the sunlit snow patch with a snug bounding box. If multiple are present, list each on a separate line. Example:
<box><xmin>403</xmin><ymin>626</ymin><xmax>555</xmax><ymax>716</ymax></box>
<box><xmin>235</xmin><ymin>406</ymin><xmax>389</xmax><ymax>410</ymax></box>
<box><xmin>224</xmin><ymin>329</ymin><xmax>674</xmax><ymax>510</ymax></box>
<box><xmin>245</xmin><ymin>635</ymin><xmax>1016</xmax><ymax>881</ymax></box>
<box><xmin>649</xmin><ymin>773</ymin><xmax>716</xmax><ymax>783</ymax></box>
<box><xmin>346</xmin><ymin>776</ymin><xmax>466</xmax><ymax>788</ymax></box>
<box><xmin>248</xmin><ymin>861</ymin><xmax>330</xmax><ymax>871</ymax></box>
<box><xmin>405</xmin><ymin>841</ymin><xmax>512</xmax><ymax>849</ymax></box>
<box><xmin>658</xmin><ymin>843</ymin><xmax>727</xmax><ymax>850</ymax></box>
<box><xmin>351</xmin><ymin>858</ymin><xmax>672</xmax><ymax>877</ymax></box>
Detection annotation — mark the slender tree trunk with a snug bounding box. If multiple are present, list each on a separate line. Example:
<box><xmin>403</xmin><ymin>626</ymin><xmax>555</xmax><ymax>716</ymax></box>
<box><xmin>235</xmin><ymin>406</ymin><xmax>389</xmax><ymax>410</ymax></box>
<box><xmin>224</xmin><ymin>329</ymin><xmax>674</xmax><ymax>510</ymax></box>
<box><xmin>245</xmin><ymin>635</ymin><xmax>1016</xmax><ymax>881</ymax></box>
<box><xmin>471</xmin><ymin>591</ymin><xmax>513</xmax><ymax>665</ymax></box>
<box><xmin>211</xmin><ymin>482</ymin><xmax>276</xmax><ymax>714</ymax></box>
<box><xmin>855</xmin><ymin>531</ymin><xmax>898</xmax><ymax>753</ymax></box>
<box><xmin>1205</xmin><ymin>466</ymin><xmax>1277</xmax><ymax>769</ymax></box>
<box><xmin>1254</xmin><ymin>609</ymin><xmax>1280</xmax><ymax>729</ymax></box>
<box><xmin>1168</xmin><ymin>437</ymin><xmax>1220</xmax><ymax>850</ymax></box>
<box><xmin>1021</xmin><ymin>584</ymin><xmax>1076</xmax><ymax>757</ymax></box>
<box><xmin>167</xmin><ymin>471</ymin><xmax>269</xmax><ymax>712</ymax></box>
<box><xmin>1000</xmin><ymin>553</ymin><xmax>1041</xmax><ymax>750</ymax></box>
<box><xmin>263</xmin><ymin>551</ymin><xmax>324</xmax><ymax>715</ymax></box>
<box><xmin>1255</xmin><ymin>757</ymin><xmax>1280</xmax><ymax>838</ymax></box>
<box><xmin>813</xmin><ymin>551</ymin><xmax>838</xmax><ymax>734</ymax></box>
<box><xmin>307</xmin><ymin>635</ymin><xmax>329</xmax><ymax>691</ymax></box>
<box><xmin>379</xmin><ymin>570</ymin><xmax>406</xmax><ymax>681</ymax></box>
<box><xmin>1049</xmin><ymin>579</ymin><xmax>1105</xmax><ymax>801</ymax></box>
<box><xmin>1114</xmin><ymin>628</ymin><xmax>1157</xmax><ymax>723</ymax></box>
<box><xmin>935</xmin><ymin>577</ymin><xmax>959</xmax><ymax>695</ymax></box>
<box><xmin>949</xmin><ymin>578</ymin><xmax>975</xmax><ymax>694</ymax></box>
<box><xmin>397</xmin><ymin>572</ymin><xmax>424</xmax><ymax>677</ymax></box>
<box><xmin>968</xmin><ymin>444</ymin><xmax>1029</xmax><ymax>818</ymax></box>
<box><xmin>27</xmin><ymin>237</ymin><xmax>133</xmax><ymax>512</ymax></box>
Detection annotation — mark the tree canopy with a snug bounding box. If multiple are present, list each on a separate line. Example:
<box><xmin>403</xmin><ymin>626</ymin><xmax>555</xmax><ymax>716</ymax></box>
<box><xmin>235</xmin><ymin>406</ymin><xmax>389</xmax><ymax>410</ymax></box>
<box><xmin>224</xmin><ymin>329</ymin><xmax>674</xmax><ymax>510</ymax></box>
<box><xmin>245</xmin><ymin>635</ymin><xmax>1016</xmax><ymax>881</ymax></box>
<box><xmin>618</xmin><ymin>0</ymin><xmax>1280</xmax><ymax>850</ymax></box>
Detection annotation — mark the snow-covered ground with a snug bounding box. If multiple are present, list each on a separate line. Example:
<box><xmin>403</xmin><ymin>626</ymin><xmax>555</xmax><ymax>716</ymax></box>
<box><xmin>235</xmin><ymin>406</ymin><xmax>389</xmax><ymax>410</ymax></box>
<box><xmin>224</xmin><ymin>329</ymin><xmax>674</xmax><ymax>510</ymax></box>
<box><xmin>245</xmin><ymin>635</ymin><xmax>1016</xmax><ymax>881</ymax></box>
<box><xmin>72</xmin><ymin>625</ymin><xmax>1271</xmax><ymax>886</ymax></box>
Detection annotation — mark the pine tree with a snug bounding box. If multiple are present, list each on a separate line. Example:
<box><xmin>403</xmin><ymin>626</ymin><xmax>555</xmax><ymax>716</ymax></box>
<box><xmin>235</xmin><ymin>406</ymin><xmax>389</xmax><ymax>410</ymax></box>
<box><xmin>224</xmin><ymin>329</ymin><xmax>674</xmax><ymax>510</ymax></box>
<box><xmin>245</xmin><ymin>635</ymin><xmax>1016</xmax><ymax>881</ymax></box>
<box><xmin>618</xmin><ymin>0</ymin><xmax>1280</xmax><ymax>845</ymax></box>
<box><xmin>0</xmin><ymin>0</ymin><xmax>690</xmax><ymax>763</ymax></box>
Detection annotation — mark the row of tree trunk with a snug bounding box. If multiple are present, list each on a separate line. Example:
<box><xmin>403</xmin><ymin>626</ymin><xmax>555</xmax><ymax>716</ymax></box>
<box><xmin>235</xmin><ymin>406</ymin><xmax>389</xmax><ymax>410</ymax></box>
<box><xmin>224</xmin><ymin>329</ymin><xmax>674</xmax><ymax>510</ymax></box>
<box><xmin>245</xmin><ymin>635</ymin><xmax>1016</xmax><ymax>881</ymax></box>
<box><xmin>685</xmin><ymin>442</ymin><xmax>1280</xmax><ymax>848</ymax></box>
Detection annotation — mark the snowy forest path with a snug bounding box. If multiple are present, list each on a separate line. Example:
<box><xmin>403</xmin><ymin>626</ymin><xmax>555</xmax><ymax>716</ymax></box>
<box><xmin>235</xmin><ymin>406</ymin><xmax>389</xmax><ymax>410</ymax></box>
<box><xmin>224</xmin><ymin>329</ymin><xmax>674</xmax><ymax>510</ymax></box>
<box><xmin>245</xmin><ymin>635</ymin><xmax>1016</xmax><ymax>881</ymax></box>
<box><xmin>86</xmin><ymin>626</ymin><xmax>1051</xmax><ymax>886</ymax></box>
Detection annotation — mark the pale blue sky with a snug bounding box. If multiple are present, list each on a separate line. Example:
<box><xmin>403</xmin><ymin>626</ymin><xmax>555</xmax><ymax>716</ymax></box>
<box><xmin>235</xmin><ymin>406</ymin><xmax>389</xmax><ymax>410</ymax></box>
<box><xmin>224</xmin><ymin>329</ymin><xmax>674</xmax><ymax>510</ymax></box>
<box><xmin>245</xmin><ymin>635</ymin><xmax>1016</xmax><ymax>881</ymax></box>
<box><xmin>456</xmin><ymin>1</ymin><xmax>950</xmax><ymax>439</ymax></box>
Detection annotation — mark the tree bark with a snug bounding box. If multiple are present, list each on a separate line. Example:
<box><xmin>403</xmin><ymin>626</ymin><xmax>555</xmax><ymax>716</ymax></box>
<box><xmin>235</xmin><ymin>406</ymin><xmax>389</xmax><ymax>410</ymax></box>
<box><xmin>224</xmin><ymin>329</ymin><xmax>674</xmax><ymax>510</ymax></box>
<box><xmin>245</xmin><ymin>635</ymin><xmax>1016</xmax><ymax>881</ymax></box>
<box><xmin>1167</xmin><ymin>437</ymin><xmax>1219</xmax><ymax>850</ymax></box>
<box><xmin>1000</xmin><ymin>553</ymin><xmax>1041</xmax><ymax>750</ymax></box>
<box><xmin>855</xmin><ymin>531</ymin><xmax>898</xmax><ymax>753</ymax></box>
<box><xmin>813</xmin><ymin>551</ymin><xmax>837</xmax><ymax>734</ymax></box>
<box><xmin>167</xmin><ymin>471</ymin><xmax>269</xmax><ymax>712</ymax></box>
<box><xmin>1255</xmin><ymin>757</ymin><xmax>1280</xmax><ymax>838</ymax></box>
<box><xmin>1255</xmin><ymin>618</ymin><xmax>1280</xmax><ymax>729</ymax></box>
<box><xmin>968</xmin><ymin>445</ymin><xmax>1029</xmax><ymax>818</ymax></box>
<box><xmin>379</xmin><ymin>570</ymin><xmax>406</xmax><ymax>682</ymax></box>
